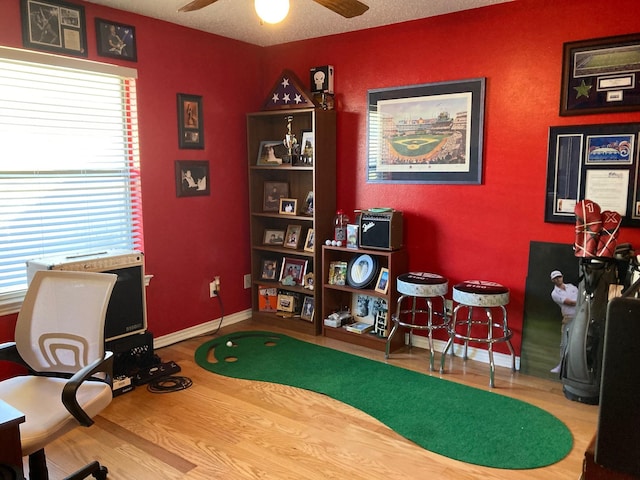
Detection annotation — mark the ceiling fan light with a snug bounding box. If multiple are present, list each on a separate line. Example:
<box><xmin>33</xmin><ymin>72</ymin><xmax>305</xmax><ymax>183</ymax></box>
<box><xmin>255</xmin><ymin>0</ymin><xmax>290</xmax><ymax>24</ymax></box>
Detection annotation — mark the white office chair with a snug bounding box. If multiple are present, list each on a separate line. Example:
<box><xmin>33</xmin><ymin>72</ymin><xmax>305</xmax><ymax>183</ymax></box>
<box><xmin>0</xmin><ymin>270</ymin><xmax>117</xmax><ymax>480</ymax></box>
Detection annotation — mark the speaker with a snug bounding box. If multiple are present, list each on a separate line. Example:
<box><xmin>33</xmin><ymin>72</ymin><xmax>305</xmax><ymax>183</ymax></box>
<box><xmin>358</xmin><ymin>210</ymin><xmax>403</xmax><ymax>250</ymax></box>
<box><xmin>595</xmin><ymin>295</ymin><xmax>640</xmax><ymax>476</ymax></box>
<box><xmin>106</xmin><ymin>330</ymin><xmax>158</xmax><ymax>377</ymax></box>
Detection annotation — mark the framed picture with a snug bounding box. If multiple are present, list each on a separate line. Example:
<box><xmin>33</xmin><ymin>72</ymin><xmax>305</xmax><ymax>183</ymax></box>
<box><xmin>375</xmin><ymin>267</ymin><xmax>390</xmax><ymax>294</ymax></box>
<box><xmin>263</xmin><ymin>229</ymin><xmax>285</xmax><ymax>246</ymax></box>
<box><xmin>560</xmin><ymin>34</ymin><xmax>640</xmax><ymax>116</ymax></box>
<box><xmin>20</xmin><ymin>0</ymin><xmax>87</xmax><ymax>57</ymax></box>
<box><xmin>303</xmin><ymin>228</ymin><xmax>315</xmax><ymax>253</ymax></box>
<box><xmin>303</xmin><ymin>272</ymin><xmax>315</xmax><ymax>290</ymax></box>
<box><xmin>302</xmin><ymin>191</ymin><xmax>314</xmax><ymax>215</ymax></box>
<box><xmin>544</xmin><ymin>122</ymin><xmax>640</xmax><ymax>226</ymax></box>
<box><xmin>279</xmin><ymin>198</ymin><xmax>297</xmax><ymax>215</ymax></box>
<box><xmin>300</xmin><ymin>130</ymin><xmax>314</xmax><ymax>164</ymax></box>
<box><xmin>260</xmin><ymin>259</ymin><xmax>279</xmax><ymax>280</ymax></box>
<box><xmin>258</xmin><ymin>286</ymin><xmax>277</xmax><ymax>312</ymax></box>
<box><xmin>346</xmin><ymin>224</ymin><xmax>359</xmax><ymax>249</ymax></box>
<box><xmin>175</xmin><ymin>160</ymin><xmax>209</xmax><ymax>197</ymax></box>
<box><xmin>352</xmin><ymin>293</ymin><xmax>387</xmax><ymax>323</ymax></box>
<box><xmin>367</xmin><ymin>78</ymin><xmax>485</xmax><ymax>184</ymax></box>
<box><xmin>301</xmin><ymin>296</ymin><xmax>315</xmax><ymax>322</ymax></box>
<box><xmin>95</xmin><ymin>18</ymin><xmax>137</xmax><ymax>62</ymax></box>
<box><xmin>328</xmin><ymin>261</ymin><xmax>348</xmax><ymax>286</ymax></box>
<box><xmin>177</xmin><ymin>93</ymin><xmax>204</xmax><ymax>149</ymax></box>
<box><xmin>284</xmin><ymin>224</ymin><xmax>302</xmax><ymax>249</ymax></box>
<box><xmin>277</xmin><ymin>293</ymin><xmax>296</xmax><ymax>313</ymax></box>
<box><xmin>279</xmin><ymin>257</ymin><xmax>308</xmax><ymax>285</ymax></box>
<box><xmin>257</xmin><ymin>141</ymin><xmax>288</xmax><ymax>165</ymax></box>
<box><xmin>347</xmin><ymin>254</ymin><xmax>378</xmax><ymax>289</ymax></box>
<box><xmin>263</xmin><ymin>182</ymin><xmax>288</xmax><ymax>212</ymax></box>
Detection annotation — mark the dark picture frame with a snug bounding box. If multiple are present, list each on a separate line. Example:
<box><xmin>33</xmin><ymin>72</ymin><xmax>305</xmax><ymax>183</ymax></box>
<box><xmin>95</xmin><ymin>18</ymin><xmax>137</xmax><ymax>62</ymax></box>
<box><xmin>263</xmin><ymin>181</ymin><xmax>288</xmax><ymax>212</ymax></box>
<box><xmin>301</xmin><ymin>296</ymin><xmax>315</xmax><ymax>322</ymax></box>
<box><xmin>560</xmin><ymin>33</ymin><xmax>640</xmax><ymax>116</ymax></box>
<box><xmin>20</xmin><ymin>0</ymin><xmax>87</xmax><ymax>57</ymax></box>
<box><xmin>367</xmin><ymin>78</ymin><xmax>485</xmax><ymax>184</ymax></box>
<box><xmin>263</xmin><ymin>229</ymin><xmax>285</xmax><ymax>246</ymax></box>
<box><xmin>545</xmin><ymin>122</ymin><xmax>640</xmax><ymax>226</ymax></box>
<box><xmin>177</xmin><ymin>93</ymin><xmax>204</xmax><ymax>149</ymax></box>
<box><xmin>175</xmin><ymin>160</ymin><xmax>210</xmax><ymax>197</ymax></box>
<box><xmin>261</xmin><ymin>259</ymin><xmax>279</xmax><ymax>281</ymax></box>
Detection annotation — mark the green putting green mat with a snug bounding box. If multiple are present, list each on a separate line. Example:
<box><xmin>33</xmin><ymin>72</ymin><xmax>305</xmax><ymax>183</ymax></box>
<box><xmin>195</xmin><ymin>331</ymin><xmax>573</xmax><ymax>470</ymax></box>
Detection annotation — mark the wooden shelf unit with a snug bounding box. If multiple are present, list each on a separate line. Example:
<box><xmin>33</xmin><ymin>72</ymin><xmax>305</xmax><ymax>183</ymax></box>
<box><xmin>321</xmin><ymin>245</ymin><xmax>408</xmax><ymax>351</ymax></box>
<box><xmin>247</xmin><ymin>108</ymin><xmax>336</xmax><ymax>336</ymax></box>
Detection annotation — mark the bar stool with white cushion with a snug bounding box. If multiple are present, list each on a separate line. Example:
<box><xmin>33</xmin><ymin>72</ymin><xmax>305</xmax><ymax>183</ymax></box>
<box><xmin>439</xmin><ymin>280</ymin><xmax>516</xmax><ymax>387</ymax></box>
<box><xmin>385</xmin><ymin>272</ymin><xmax>449</xmax><ymax>371</ymax></box>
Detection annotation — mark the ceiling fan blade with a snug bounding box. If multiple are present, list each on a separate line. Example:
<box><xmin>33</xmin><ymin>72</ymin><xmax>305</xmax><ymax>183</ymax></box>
<box><xmin>312</xmin><ymin>0</ymin><xmax>369</xmax><ymax>18</ymax></box>
<box><xmin>178</xmin><ymin>0</ymin><xmax>220</xmax><ymax>13</ymax></box>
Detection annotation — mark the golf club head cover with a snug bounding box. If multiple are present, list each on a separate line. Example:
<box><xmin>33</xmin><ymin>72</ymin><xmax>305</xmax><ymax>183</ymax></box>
<box><xmin>596</xmin><ymin>210</ymin><xmax>621</xmax><ymax>258</ymax></box>
<box><xmin>574</xmin><ymin>200</ymin><xmax>602</xmax><ymax>257</ymax></box>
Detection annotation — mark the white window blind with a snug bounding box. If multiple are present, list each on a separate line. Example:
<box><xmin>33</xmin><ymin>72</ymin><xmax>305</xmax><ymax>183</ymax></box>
<box><xmin>0</xmin><ymin>47</ymin><xmax>143</xmax><ymax>313</ymax></box>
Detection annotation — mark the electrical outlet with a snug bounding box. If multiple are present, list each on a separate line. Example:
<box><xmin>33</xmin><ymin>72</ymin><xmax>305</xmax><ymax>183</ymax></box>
<box><xmin>445</xmin><ymin>299</ymin><xmax>453</xmax><ymax>317</ymax></box>
<box><xmin>243</xmin><ymin>273</ymin><xmax>251</xmax><ymax>289</ymax></box>
<box><xmin>209</xmin><ymin>280</ymin><xmax>217</xmax><ymax>298</ymax></box>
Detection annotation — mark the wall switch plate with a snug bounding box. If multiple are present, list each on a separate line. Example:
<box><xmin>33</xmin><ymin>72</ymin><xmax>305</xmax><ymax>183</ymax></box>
<box><xmin>243</xmin><ymin>273</ymin><xmax>251</xmax><ymax>289</ymax></box>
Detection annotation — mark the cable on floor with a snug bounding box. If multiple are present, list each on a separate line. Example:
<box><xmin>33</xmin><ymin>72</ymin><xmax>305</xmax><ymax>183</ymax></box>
<box><xmin>147</xmin><ymin>375</ymin><xmax>193</xmax><ymax>393</ymax></box>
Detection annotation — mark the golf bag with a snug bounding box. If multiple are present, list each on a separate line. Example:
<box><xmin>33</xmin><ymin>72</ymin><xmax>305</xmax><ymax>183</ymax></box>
<box><xmin>560</xmin><ymin>257</ymin><xmax>618</xmax><ymax>404</ymax></box>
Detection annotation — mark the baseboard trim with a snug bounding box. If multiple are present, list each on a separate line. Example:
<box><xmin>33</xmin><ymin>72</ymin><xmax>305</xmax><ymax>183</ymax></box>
<box><xmin>153</xmin><ymin>309</ymin><xmax>251</xmax><ymax>349</ymax></box>
<box><xmin>408</xmin><ymin>335</ymin><xmax>521</xmax><ymax>370</ymax></box>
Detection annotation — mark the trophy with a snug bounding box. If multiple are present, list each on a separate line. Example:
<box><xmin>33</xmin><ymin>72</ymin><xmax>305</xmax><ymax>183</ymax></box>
<box><xmin>283</xmin><ymin>115</ymin><xmax>298</xmax><ymax>164</ymax></box>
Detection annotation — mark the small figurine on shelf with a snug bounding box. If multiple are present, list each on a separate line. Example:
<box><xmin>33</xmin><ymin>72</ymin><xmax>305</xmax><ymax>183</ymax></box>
<box><xmin>283</xmin><ymin>115</ymin><xmax>298</xmax><ymax>164</ymax></box>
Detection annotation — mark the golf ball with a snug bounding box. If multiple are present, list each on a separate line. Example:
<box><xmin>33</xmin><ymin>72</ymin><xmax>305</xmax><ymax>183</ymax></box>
<box><xmin>226</xmin><ymin>341</ymin><xmax>233</xmax><ymax>347</ymax></box>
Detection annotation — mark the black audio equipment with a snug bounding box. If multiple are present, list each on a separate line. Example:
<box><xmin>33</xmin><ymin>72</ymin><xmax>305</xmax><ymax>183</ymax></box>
<box><xmin>595</xmin><ymin>295</ymin><xmax>640</xmax><ymax>477</ymax></box>
<box><xmin>26</xmin><ymin>251</ymin><xmax>147</xmax><ymax>342</ymax></box>
<box><xmin>358</xmin><ymin>210</ymin><xmax>403</xmax><ymax>250</ymax></box>
<box><xmin>106</xmin><ymin>330</ymin><xmax>157</xmax><ymax>378</ymax></box>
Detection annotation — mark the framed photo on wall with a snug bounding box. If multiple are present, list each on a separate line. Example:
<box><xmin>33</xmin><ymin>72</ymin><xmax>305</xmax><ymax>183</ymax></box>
<box><xmin>177</xmin><ymin>93</ymin><xmax>204</xmax><ymax>149</ymax></box>
<box><xmin>367</xmin><ymin>78</ymin><xmax>485</xmax><ymax>184</ymax></box>
<box><xmin>175</xmin><ymin>160</ymin><xmax>209</xmax><ymax>197</ymax></box>
<box><xmin>560</xmin><ymin>33</ymin><xmax>640</xmax><ymax>116</ymax></box>
<box><xmin>95</xmin><ymin>18</ymin><xmax>137</xmax><ymax>62</ymax></box>
<box><xmin>20</xmin><ymin>0</ymin><xmax>87</xmax><ymax>57</ymax></box>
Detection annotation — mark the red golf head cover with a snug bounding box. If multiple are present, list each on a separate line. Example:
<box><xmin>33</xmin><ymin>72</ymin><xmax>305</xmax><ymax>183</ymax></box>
<box><xmin>596</xmin><ymin>210</ymin><xmax>621</xmax><ymax>258</ymax></box>
<box><xmin>574</xmin><ymin>199</ymin><xmax>602</xmax><ymax>257</ymax></box>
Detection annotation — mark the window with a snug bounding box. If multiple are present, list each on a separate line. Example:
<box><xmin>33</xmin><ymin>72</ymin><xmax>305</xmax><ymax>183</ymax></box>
<box><xmin>0</xmin><ymin>47</ymin><xmax>143</xmax><ymax>314</ymax></box>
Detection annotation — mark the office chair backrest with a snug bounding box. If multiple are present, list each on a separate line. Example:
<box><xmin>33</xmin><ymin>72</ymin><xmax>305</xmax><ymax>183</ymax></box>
<box><xmin>15</xmin><ymin>270</ymin><xmax>117</xmax><ymax>375</ymax></box>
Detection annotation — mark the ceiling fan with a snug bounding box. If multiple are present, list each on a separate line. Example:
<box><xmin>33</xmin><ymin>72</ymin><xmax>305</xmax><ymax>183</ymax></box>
<box><xmin>178</xmin><ymin>0</ymin><xmax>370</xmax><ymax>19</ymax></box>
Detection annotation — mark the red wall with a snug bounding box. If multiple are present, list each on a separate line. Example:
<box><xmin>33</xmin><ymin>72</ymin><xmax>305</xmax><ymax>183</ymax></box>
<box><xmin>1</xmin><ymin>0</ymin><xmax>640</xmax><ymax>359</ymax></box>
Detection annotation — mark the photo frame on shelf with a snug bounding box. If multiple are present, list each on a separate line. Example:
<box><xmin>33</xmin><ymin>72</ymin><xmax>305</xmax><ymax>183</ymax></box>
<box><xmin>328</xmin><ymin>261</ymin><xmax>348</xmax><ymax>286</ymax></box>
<box><xmin>544</xmin><ymin>122</ymin><xmax>640</xmax><ymax>226</ymax></box>
<box><xmin>301</xmin><ymin>296</ymin><xmax>315</xmax><ymax>322</ymax></box>
<box><xmin>257</xmin><ymin>140</ymin><xmax>288</xmax><ymax>165</ymax></box>
<box><xmin>279</xmin><ymin>198</ymin><xmax>298</xmax><ymax>215</ymax></box>
<box><xmin>284</xmin><ymin>224</ymin><xmax>302</xmax><ymax>249</ymax></box>
<box><xmin>263</xmin><ymin>229</ymin><xmax>285</xmax><ymax>246</ymax></box>
<box><xmin>263</xmin><ymin>181</ymin><xmax>288</xmax><ymax>212</ymax></box>
<box><xmin>300</xmin><ymin>130</ymin><xmax>314</xmax><ymax>165</ymax></box>
<box><xmin>20</xmin><ymin>0</ymin><xmax>87</xmax><ymax>57</ymax></box>
<box><xmin>95</xmin><ymin>18</ymin><xmax>137</xmax><ymax>61</ymax></box>
<box><xmin>279</xmin><ymin>257</ymin><xmax>308</xmax><ymax>285</ymax></box>
<box><xmin>303</xmin><ymin>228</ymin><xmax>315</xmax><ymax>253</ymax></box>
<box><xmin>258</xmin><ymin>286</ymin><xmax>278</xmax><ymax>312</ymax></box>
<box><xmin>375</xmin><ymin>267</ymin><xmax>390</xmax><ymax>294</ymax></box>
<box><xmin>177</xmin><ymin>93</ymin><xmax>204</xmax><ymax>149</ymax></box>
<box><xmin>352</xmin><ymin>293</ymin><xmax>387</xmax><ymax>324</ymax></box>
<box><xmin>560</xmin><ymin>33</ymin><xmax>640</xmax><ymax>116</ymax></box>
<box><xmin>346</xmin><ymin>254</ymin><xmax>378</xmax><ymax>289</ymax></box>
<box><xmin>303</xmin><ymin>272</ymin><xmax>315</xmax><ymax>290</ymax></box>
<box><xmin>260</xmin><ymin>259</ymin><xmax>279</xmax><ymax>280</ymax></box>
<box><xmin>302</xmin><ymin>191</ymin><xmax>314</xmax><ymax>215</ymax></box>
<box><xmin>175</xmin><ymin>160</ymin><xmax>209</xmax><ymax>197</ymax></box>
<box><xmin>367</xmin><ymin>78</ymin><xmax>485</xmax><ymax>184</ymax></box>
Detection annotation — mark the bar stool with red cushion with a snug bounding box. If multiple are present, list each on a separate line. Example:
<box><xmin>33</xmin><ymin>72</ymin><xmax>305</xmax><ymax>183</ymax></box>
<box><xmin>385</xmin><ymin>272</ymin><xmax>449</xmax><ymax>371</ymax></box>
<box><xmin>439</xmin><ymin>280</ymin><xmax>516</xmax><ymax>387</ymax></box>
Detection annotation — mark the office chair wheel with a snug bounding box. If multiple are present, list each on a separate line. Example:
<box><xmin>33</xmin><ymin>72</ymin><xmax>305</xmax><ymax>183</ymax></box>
<box><xmin>92</xmin><ymin>465</ymin><xmax>108</xmax><ymax>480</ymax></box>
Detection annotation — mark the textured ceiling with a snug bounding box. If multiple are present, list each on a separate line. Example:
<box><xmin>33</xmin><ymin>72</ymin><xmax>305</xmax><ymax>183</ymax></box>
<box><xmin>83</xmin><ymin>0</ymin><xmax>514</xmax><ymax>47</ymax></box>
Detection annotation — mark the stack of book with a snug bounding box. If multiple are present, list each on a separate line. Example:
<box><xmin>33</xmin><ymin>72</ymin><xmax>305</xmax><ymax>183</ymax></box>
<box><xmin>345</xmin><ymin>322</ymin><xmax>374</xmax><ymax>334</ymax></box>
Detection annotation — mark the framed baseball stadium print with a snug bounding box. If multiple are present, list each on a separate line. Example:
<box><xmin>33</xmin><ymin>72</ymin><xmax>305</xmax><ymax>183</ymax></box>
<box><xmin>560</xmin><ymin>34</ymin><xmax>640</xmax><ymax>116</ymax></box>
<box><xmin>367</xmin><ymin>78</ymin><xmax>485</xmax><ymax>184</ymax></box>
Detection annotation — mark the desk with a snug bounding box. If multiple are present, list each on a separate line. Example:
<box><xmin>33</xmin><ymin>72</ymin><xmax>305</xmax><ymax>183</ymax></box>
<box><xmin>0</xmin><ymin>399</ymin><xmax>25</xmax><ymax>479</ymax></box>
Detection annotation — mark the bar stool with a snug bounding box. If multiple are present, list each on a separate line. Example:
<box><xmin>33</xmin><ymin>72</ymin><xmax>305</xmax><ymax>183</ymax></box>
<box><xmin>385</xmin><ymin>272</ymin><xmax>449</xmax><ymax>371</ymax></box>
<box><xmin>439</xmin><ymin>280</ymin><xmax>516</xmax><ymax>387</ymax></box>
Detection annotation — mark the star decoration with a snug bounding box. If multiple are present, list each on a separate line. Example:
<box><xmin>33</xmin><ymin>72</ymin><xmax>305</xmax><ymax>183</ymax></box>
<box><xmin>271</xmin><ymin>93</ymin><xmax>280</xmax><ymax>102</ymax></box>
<box><xmin>283</xmin><ymin>93</ymin><xmax>291</xmax><ymax>103</ymax></box>
<box><xmin>281</xmin><ymin>78</ymin><xmax>290</xmax><ymax>88</ymax></box>
<box><xmin>294</xmin><ymin>94</ymin><xmax>302</xmax><ymax>104</ymax></box>
<box><xmin>574</xmin><ymin>80</ymin><xmax>592</xmax><ymax>99</ymax></box>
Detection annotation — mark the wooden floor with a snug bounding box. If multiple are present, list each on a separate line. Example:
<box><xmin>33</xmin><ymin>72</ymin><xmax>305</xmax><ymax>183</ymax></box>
<box><xmin>35</xmin><ymin>319</ymin><xmax>597</xmax><ymax>479</ymax></box>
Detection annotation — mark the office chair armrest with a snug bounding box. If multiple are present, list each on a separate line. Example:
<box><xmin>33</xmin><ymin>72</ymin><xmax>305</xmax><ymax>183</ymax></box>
<box><xmin>62</xmin><ymin>351</ymin><xmax>114</xmax><ymax>427</ymax></box>
<box><xmin>0</xmin><ymin>342</ymin><xmax>30</xmax><ymax>369</ymax></box>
